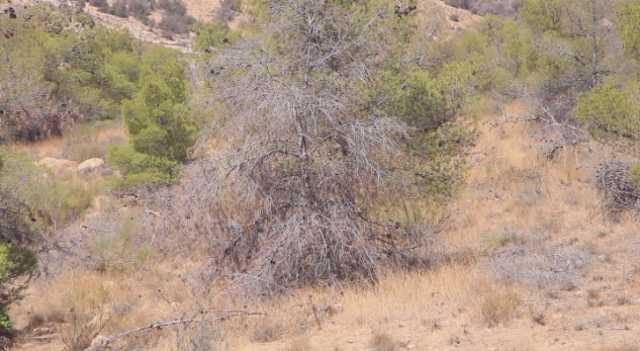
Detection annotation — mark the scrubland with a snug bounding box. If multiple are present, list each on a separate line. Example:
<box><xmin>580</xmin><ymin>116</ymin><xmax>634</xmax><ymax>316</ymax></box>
<box><xmin>2</xmin><ymin>0</ymin><xmax>640</xmax><ymax>350</ymax></box>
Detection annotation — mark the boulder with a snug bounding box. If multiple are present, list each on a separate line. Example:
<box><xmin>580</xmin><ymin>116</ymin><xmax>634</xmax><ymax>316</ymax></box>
<box><xmin>78</xmin><ymin>158</ymin><xmax>105</xmax><ymax>175</ymax></box>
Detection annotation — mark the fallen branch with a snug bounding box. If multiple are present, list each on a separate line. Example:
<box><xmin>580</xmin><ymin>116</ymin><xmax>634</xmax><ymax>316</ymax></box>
<box><xmin>86</xmin><ymin>310</ymin><xmax>264</xmax><ymax>350</ymax></box>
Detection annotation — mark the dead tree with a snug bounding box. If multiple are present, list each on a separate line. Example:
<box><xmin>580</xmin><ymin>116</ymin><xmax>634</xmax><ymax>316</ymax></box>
<box><xmin>194</xmin><ymin>0</ymin><xmax>429</xmax><ymax>296</ymax></box>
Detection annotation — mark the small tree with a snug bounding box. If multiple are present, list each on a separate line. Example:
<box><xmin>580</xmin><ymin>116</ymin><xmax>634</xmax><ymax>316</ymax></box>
<box><xmin>115</xmin><ymin>46</ymin><xmax>195</xmax><ymax>187</ymax></box>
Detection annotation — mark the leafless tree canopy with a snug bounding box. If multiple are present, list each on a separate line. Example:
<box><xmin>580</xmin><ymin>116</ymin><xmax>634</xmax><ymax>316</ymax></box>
<box><xmin>169</xmin><ymin>0</ymin><xmax>432</xmax><ymax>295</ymax></box>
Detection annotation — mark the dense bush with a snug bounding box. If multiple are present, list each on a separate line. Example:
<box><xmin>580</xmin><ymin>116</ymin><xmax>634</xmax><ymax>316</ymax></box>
<box><xmin>0</xmin><ymin>151</ymin><xmax>44</xmax><ymax>335</ymax></box>
<box><xmin>108</xmin><ymin>145</ymin><xmax>178</xmax><ymax>188</ymax></box>
<box><xmin>122</xmin><ymin>47</ymin><xmax>196</xmax><ymax>161</ymax></box>
<box><xmin>194</xmin><ymin>21</ymin><xmax>235</xmax><ymax>51</ymax></box>
<box><xmin>616</xmin><ymin>0</ymin><xmax>640</xmax><ymax>61</ymax></box>
<box><xmin>106</xmin><ymin>45</ymin><xmax>195</xmax><ymax>188</ymax></box>
<box><xmin>596</xmin><ymin>161</ymin><xmax>640</xmax><ymax>211</ymax></box>
<box><xmin>0</xmin><ymin>9</ymin><xmax>74</xmax><ymax>141</ymax></box>
<box><xmin>436</xmin><ymin>0</ymin><xmax>625</xmax><ymax>129</ymax></box>
<box><xmin>382</xmin><ymin>69</ymin><xmax>446</xmax><ymax>131</ymax></box>
<box><xmin>50</xmin><ymin>28</ymin><xmax>140</xmax><ymax>119</ymax></box>
<box><xmin>2</xmin><ymin>6</ymin><xmax>195</xmax><ymax>189</ymax></box>
<box><xmin>0</xmin><ymin>7</ymin><xmax>142</xmax><ymax>141</ymax></box>
<box><xmin>574</xmin><ymin>82</ymin><xmax>640</xmax><ymax>138</ymax></box>
<box><xmin>0</xmin><ymin>243</ymin><xmax>37</xmax><ymax>334</ymax></box>
<box><xmin>520</xmin><ymin>0</ymin><xmax>563</xmax><ymax>33</ymax></box>
<box><xmin>374</xmin><ymin>58</ymin><xmax>478</xmax><ymax>133</ymax></box>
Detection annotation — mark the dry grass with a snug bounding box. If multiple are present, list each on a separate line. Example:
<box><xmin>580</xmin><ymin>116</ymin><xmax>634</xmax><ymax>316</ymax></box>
<box><xmin>13</xmin><ymin>267</ymin><xmax>194</xmax><ymax>342</ymax></box>
<box><xmin>10</xmin><ymin>120</ymin><xmax>127</xmax><ymax>161</ymax></box>
<box><xmin>368</xmin><ymin>332</ymin><xmax>400</xmax><ymax>351</ymax></box>
<box><xmin>286</xmin><ymin>337</ymin><xmax>312</xmax><ymax>351</ymax></box>
<box><xmin>479</xmin><ymin>285</ymin><xmax>521</xmax><ymax>327</ymax></box>
<box><xmin>14</xmin><ymin>100</ymin><xmax>640</xmax><ymax>351</ymax></box>
<box><xmin>250</xmin><ymin>316</ymin><xmax>287</xmax><ymax>343</ymax></box>
<box><xmin>181</xmin><ymin>0</ymin><xmax>221</xmax><ymax>21</ymax></box>
<box><xmin>61</xmin><ymin>121</ymin><xmax>127</xmax><ymax>162</ymax></box>
<box><xmin>216</xmin><ymin>263</ymin><xmax>490</xmax><ymax>350</ymax></box>
<box><xmin>601</xmin><ymin>345</ymin><xmax>640</xmax><ymax>351</ymax></box>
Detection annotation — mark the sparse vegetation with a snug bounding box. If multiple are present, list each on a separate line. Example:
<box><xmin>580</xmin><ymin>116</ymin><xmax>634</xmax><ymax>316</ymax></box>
<box><xmin>90</xmin><ymin>216</ymin><xmax>153</xmax><ymax>272</ymax></box>
<box><xmin>480</xmin><ymin>286</ymin><xmax>521</xmax><ymax>327</ymax></box>
<box><xmin>5</xmin><ymin>0</ymin><xmax>640</xmax><ymax>350</ymax></box>
<box><xmin>444</xmin><ymin>0</ymin><xmax>520</xmax><ymax>16</ymax></box>
<box><xmin>61</xmin><ymin>122</ymin><xmax>127</xmax><ymax>162</ymax></box>
<box><xmin>286</xmin><ymin>337</ymin><xmax>312</xmax><ymax>351</ymax></box>
<box><xmin>95</xmin><ymin>0</ymin><xmax>197</xmax><ymax>34</ymax></box>
<box><xmin>0</xmin><ymin>150</ymin><xmax>97</xmax><ymax>229</ymax></box>
<box><xmin>369</xmin><ymin>332</ymin><xmax>400</xmax><ymax>351</ymax></box>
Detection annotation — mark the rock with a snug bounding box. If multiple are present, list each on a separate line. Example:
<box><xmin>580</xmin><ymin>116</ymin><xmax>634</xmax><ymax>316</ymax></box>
<box><xmin>35</xmin><ymin>157</ymin><xmax>78</xmax><ymax>174</ymax></box>
<box><xmin>78</xmin><ymin>158</ymin><xmax>105</xmax><ymax>175</ymax></box>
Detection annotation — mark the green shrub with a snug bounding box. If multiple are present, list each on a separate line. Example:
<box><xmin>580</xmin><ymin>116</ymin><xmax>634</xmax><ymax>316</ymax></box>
<box><xmin>436</xmin><ymin>60</ymin><xmax>480</xmax><ymax>116</ymax></box>
<box><xmin>616</xmin><ymin>0</ymin><xmax>640</xmax><ymax>61</ymax></box>
<box><xmin>50</xmin><ymin>27</ymin><xmax>140</xmax><ymax>120</ymax></box>
<box><xmin>520</xmin><ymin>0</ymin><xmax>563</xmax><ymax>33</ymax></box>
<box><xmin>194</xmin><ymin>21</ymin><xmax>236</xmax><ymax>51</ymax></box>
<box><xmin>0</xmin><ymin>174</ymin><xmax>38</xmax><ymax>333</ymax></box>
<box><xmin>115</xmin><ymin>46</ymin><xmax>196</xmax><ymax>188</ymax></box>
<box><xmin>377</xmin><ymin>69</ymin><xmax>446</xmax><ymax>131</ymax></box>
<box><xmin>107</xmin><ymin>145</ymin><xmax>178</xmax><ymax>189</ymax></box>
<box><xmin>0</xmin><ymin>243</ymin><xmax>37</xmax><ymax>333</ymax></box>
<box><xmin>1</xmin><ymin>9</ymin><xmax>142</xmax><ymax>134</ymax></box>
<box><xmin>574</xmin><ymin>82</ymin><xmax>640</xmax><ymax>138</ymax></box>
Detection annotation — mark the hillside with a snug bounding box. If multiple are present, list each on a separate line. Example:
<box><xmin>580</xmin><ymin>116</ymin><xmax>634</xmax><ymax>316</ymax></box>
<box><xmin>3</xmin><ymin>1</ymin><xmax>640</xmax><ymax>351</ymax></box>
<box><xmin>12</xmin><ymin>101</ymin><xmax>640</xmax><ymax>351</ymax></box>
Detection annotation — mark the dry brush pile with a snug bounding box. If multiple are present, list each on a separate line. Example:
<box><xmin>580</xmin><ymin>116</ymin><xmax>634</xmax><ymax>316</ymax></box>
<box><xmin>595</xmin><ymin>160</ymin><xmax>640</xmax><ymax>211</ymax></box>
